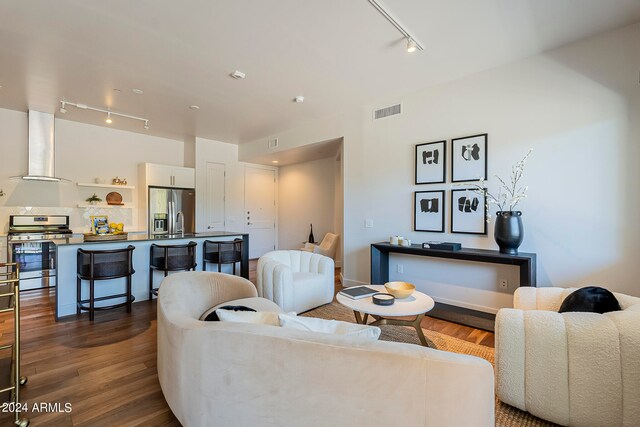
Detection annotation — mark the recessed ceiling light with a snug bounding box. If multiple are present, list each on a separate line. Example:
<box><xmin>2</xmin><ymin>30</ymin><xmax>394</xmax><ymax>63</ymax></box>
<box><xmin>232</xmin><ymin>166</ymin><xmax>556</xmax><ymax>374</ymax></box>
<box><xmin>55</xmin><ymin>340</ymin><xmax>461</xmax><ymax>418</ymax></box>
<box><xmin>132</xmin><ymin>88</ymin><xmax>144</xmax><ymax>95</ymax></box>
<box><xmin>230</xmin><ymin>70</ymin><xmax>246</xmax><ymax>79</ymax></box>
<box><xmin>294</xmin><ymin>96</ymin><xmax>304</xmax><ymax>103</ymax></box>
<box><xmin>272</xmin><ymin>160</ymin><xmax>279</xmax><ymax>164</ymax></box>
<box><xmin>189</xmin><ymin>105</ymin><xmax>200</xmax><ymax>110</ymax></box>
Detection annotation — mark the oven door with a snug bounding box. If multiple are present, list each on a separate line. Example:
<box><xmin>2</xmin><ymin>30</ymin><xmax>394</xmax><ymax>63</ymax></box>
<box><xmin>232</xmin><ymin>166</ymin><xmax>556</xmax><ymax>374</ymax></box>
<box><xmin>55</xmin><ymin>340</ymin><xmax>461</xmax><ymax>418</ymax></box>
<box><xmin>8</xmin><ymin>240</ymin><xmax>57</xmax><ymax>290</ymax></box>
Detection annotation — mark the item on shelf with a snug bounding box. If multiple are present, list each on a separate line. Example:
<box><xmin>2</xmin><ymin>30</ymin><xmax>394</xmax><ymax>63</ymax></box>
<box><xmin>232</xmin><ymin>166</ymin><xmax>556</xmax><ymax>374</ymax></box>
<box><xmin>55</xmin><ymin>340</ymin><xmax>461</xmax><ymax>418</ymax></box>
<box><xmin>109</xmin><ymin>222</ymin><xmax>125</xmax><ymax>233</ymax></box>
<box><xmin>384</xmin><ymin>281</ymin><xmax>415</xmax><ymax>299</ymax></box>
<box><xmin>83</xmin><ymin>232</ymin><xmax>128</xmax><ymax>242</ymax></box>
<box><xmin>308</xmin><ymin>223</ymin><xmax>315</xmax><ymax>244</ymax></box>
<box><xmin>106</xmin><ymin>192</ymin><xmax>124</xmax><ymax>206</ymax></box>
<box><xmin>494</xmin><ymin>211</ymin><xmax>524</xmax><ymax>255</ymax></box>
<box><xmin>399</xmin><ymin>238</ymin><xmax>412</xmax><ymax>247</ymax></box>
<box><xmin>94</xmin><ymin>177</ymin><xmax>106</xmax><ymax>184</ymax></box>
<box><xmin>112</xmin><ymin>177</ymin><xmax>128</xmax><ymax>185</ymax></box>
<box><xmin>85</xmin><ymin>193</ymin><xmax>102</xmax><ymax>205</ymax></box>
<box><xmin>372</xmin><ymin>293</ymin><xmax>395</xmax><ymax>306</ymax></box>
<box><xmin>422</xmin><ymin>241</ymin><xmax>462</xmax><ymax>251</ymax></box>
<box><xmin>389</xmin><ymin>236</ymin><xmax>399</xmax><ymax>245</ymax></box>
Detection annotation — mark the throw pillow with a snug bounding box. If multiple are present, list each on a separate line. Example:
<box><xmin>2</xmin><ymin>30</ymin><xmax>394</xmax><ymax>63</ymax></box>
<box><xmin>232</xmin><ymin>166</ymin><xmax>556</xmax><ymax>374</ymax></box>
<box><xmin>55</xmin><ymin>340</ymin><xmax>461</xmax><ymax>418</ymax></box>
<box><xmin>215</xmin><ymin>309</ymin><xmax>281</xmax><ymax>326</ymax></box>
<box><xmin>279</xmin><ymin>314</ymin><xmax>381</xmax><ymax>341</ymax></box>
<box><xmin>203</xmin><ymin>305</ymin><xmax>256</xmax><ymax>322</ymax></box>
<box><xmin>200</xmin><ymin>297</ymin><xmax>282</xmax><ymax>321</ymax></box>
<box><xmin>559</xmin><ymin>286</ymin><xmax>621</xmax><ymax>314</ymax></box>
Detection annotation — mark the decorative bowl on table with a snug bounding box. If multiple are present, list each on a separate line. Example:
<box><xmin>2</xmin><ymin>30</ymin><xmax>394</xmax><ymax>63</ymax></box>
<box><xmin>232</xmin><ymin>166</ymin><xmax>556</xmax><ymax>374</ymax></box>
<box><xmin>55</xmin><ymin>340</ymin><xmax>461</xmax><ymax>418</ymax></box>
<box><xmin>384</xmin><ymin>281</ymin><xmax>416</xmax><ymax>299</ymax></box>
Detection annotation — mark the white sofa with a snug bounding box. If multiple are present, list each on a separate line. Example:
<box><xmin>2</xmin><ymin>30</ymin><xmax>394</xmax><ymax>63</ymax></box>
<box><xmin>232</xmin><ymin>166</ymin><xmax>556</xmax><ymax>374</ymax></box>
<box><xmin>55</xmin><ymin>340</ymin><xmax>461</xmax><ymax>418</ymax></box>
<box><xmin>256</xmin><ymin>250</ymin><xmax>334</xmax><ymax>313</ymax></box>
<box><xmin>158</xmin><ymin>271</ymin><xmax>495</xmax><ymax>427</ymax></box>
<box><xmin>496</xmin><ymin>287</ymin><xmax>640</xmax><ymax>426</ymax></box>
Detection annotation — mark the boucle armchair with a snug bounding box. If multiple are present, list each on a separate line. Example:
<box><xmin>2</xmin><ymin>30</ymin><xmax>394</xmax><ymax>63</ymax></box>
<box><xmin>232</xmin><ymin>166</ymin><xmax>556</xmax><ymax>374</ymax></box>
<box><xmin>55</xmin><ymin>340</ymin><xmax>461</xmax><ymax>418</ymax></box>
<box><xmin>158</xmin><ymin>271</ymin><xmax>496</xmax><ymax>427</ymax></box>
<box><xmin>302</xmin><ymin>232</ymin><xmax>339</xmax><ymax>259</ymax></box>
<box><xmin>257</xmin><ymin>250</ymin><xmax>334</xmax><ymax>313</ymax></box>
<box><xmin>495</xmin><ymin>287</ymin><xmax>640</xmax><ymax>426</ymax></box>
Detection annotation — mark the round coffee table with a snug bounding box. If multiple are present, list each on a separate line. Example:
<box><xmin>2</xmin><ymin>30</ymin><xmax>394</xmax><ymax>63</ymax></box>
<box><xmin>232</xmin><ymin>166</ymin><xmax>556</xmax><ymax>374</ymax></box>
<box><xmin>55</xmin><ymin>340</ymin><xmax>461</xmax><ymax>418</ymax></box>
<box><xmin>336</xmin><ymin>285</ymin><xmax>435</xmax><ymax>347</ymax></box>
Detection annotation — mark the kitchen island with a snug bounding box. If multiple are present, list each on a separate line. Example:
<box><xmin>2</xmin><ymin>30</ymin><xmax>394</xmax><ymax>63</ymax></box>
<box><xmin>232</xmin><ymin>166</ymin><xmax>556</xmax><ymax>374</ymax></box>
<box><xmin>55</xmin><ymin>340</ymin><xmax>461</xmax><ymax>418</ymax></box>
<box><xmin>54</xmin><ymin>231</ymin><xmax>249</xmax><ymax>320</ymax></box>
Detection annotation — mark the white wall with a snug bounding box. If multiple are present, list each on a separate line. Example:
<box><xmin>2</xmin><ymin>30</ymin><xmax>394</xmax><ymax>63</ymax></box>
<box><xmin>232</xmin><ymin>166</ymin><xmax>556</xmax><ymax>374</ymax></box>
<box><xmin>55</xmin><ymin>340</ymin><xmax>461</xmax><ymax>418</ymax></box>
<box><xmin>0</xmin><ymin>109</ymin><xmax>184</xmax><ymax>233</ymax></box>
<box><xmin>278</xmin><ymin>157</ymin><xmax>335</xmax><ymax>251</ymax></box>
<box><xmin>240</xmin><ymin>23</ymin><xmax>640</xmax><ymax>309</ymax></box>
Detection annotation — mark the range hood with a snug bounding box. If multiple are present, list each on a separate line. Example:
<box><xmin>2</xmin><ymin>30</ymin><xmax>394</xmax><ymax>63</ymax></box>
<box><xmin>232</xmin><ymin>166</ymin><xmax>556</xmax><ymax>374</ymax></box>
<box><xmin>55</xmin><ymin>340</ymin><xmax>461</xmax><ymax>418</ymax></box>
<box><xmin>12</xmin><ymin>110</ymin><xmax>70</xmax><ymax>182</ymax></box>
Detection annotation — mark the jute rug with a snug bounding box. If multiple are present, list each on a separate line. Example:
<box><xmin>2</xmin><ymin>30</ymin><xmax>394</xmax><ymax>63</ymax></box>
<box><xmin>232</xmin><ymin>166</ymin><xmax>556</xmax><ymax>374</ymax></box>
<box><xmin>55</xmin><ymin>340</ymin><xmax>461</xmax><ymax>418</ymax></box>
<box><xmin>304</xmin><ymin>303</ymin><xmax>558</xmax><ymax>427</ymax></box>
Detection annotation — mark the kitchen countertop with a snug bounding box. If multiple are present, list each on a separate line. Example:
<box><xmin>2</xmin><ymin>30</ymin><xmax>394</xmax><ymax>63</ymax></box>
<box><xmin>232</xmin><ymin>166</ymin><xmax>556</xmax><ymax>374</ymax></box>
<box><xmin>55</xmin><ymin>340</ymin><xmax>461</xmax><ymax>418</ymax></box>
<box><xmin>53</xmin><ymin>231</ymin><xmax>248</xmax><ymax>246</ymax></box>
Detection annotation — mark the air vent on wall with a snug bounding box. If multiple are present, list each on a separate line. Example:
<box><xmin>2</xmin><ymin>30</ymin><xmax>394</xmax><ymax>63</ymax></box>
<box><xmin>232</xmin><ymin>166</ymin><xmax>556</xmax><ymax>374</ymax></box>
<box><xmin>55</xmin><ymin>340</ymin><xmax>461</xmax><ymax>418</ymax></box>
<box><xmin>267</xmin><ymin>138</ymin><xmax>279</xmax><ymax>149</ymax></box>
<box><xmin>373</xmin><ymin>103</ymin><xmax>402</xmax><ymax>120</ymax></box>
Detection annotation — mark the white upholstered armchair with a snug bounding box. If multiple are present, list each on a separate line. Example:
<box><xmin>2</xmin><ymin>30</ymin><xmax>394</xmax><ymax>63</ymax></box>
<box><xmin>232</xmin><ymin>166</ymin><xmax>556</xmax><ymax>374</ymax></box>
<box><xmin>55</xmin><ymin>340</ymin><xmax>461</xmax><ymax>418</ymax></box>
<box><xmin>495</xmin><ymin>287</ymin><xmax>640</xmax><ymax>427</ymax></box>
<box><xmin>302</xmin><ymin>232</ymin><xmax>339</xmax><ymax>259</ymax></box>
<box><xmin>257</xmin><ymin>250</ymin><xmax>334</xmax><ymax>313</ymax></box>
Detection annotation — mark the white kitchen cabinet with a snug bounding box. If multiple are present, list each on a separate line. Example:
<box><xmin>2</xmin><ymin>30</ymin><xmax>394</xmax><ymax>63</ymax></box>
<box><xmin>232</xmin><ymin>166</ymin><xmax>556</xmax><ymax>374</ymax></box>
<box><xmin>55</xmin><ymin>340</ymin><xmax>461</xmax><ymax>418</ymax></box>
<box><xmin>143</xmin><ymin>163</ymin><xmax>195</xmax><ymax>188</ymax></box>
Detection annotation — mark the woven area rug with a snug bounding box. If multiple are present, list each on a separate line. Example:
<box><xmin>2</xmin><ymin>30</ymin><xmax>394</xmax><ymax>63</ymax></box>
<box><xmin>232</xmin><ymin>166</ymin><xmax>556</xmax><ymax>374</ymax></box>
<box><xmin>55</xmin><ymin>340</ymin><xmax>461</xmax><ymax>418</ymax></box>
<box><xmin>304</xmin><ymin>302</ymin><xmax>558</xmax><ymax>427</ymax></box>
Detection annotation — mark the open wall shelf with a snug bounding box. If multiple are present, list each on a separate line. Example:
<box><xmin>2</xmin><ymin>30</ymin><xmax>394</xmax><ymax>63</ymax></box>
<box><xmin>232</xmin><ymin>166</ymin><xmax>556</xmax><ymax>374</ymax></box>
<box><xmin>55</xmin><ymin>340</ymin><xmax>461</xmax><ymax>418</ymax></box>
<box><xmin>77</xmin><ymin>183</ymin><xmax>135</xmax><ymax>190</ymax></box>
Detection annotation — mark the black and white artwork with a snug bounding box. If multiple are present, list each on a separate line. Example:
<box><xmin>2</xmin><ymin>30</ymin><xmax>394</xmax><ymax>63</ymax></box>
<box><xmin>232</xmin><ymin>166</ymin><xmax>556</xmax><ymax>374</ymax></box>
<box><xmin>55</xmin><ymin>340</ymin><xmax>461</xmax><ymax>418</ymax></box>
<box><xmin>415</xmin><ymin>141</ymin><xmax>446</xmax><ymax>184</ymax></box>
<box><xmin>451</xmin><ymin>134</ymin><xmax>488</xmax><ymax>182</ymax></box>
<box><xmin>451</xmin><ymin>188</ymin><xmax>487</xmax><ymax>235</ymax></box>
<box><xmin>414</xmin><ymin>190</ymin><xmax>445</xmax><ymax>232</ymax></box>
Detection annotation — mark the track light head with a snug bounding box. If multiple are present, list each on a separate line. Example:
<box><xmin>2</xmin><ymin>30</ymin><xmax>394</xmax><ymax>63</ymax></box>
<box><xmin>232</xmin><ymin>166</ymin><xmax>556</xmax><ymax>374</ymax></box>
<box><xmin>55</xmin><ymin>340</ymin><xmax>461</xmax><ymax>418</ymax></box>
<box><xmin>143</xmin><ymin>120</ymin><xmax>149</xmax><ymax>130</ymax></box>
<box><xmin>59</xmin><ymin>102</ymin><xmax>67</xmax><ymax>114</ymax></box>
<box><xmin>406</xmin><ymin>38</ymin><xmax>417</xmax><ymax>53</ymax></box>
<box><xmin>105</xmin><ymin>112</ymin><xmax>113</xmax><ymax>124</ymax></box>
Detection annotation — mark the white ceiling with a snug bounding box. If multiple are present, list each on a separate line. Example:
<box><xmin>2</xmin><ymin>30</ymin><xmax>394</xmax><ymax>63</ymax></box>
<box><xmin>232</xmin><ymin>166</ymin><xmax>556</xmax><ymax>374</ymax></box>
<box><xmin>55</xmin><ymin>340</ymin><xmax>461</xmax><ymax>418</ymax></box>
<box><xmin>249</xmin><ymin>138</ymin><xmax>343</xmax><ymax>167</ymax></box>
<box><xmin>0</xmin><ymin>0</ymin><xmax>638</xmax><ymax>144</ymax></box>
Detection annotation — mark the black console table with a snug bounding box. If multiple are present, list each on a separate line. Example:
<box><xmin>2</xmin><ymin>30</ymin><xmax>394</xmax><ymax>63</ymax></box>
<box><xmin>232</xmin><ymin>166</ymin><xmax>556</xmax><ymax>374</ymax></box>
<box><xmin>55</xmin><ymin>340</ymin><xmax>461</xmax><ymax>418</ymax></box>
<box><xmin>370</xmin><ymin>242</ymin><xmax>537</xmax><ymax>331</ymax></box>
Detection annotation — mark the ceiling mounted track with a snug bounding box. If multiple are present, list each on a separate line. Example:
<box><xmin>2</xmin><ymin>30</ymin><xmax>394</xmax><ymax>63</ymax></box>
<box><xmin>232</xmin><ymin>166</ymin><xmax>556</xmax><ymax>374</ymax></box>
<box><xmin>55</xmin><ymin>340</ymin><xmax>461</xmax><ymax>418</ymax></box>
<box><xmin>366</xmin><ymin>0</ymin><xmax>424</xmax><ymax>51</ymax></box>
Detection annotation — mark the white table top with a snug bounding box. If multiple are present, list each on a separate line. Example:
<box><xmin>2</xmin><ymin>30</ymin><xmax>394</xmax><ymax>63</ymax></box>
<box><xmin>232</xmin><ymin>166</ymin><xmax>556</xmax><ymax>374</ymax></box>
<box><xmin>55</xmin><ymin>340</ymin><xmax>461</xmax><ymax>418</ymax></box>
<box><xmin>336</xmin><ymin>285</ymin><xmax>435</xmax><ymax>317</ymax></box>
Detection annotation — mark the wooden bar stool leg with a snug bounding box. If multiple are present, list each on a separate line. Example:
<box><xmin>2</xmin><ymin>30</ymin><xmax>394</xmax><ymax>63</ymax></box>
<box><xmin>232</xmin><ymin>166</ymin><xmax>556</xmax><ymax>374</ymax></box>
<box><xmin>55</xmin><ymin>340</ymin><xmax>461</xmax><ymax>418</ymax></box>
<box><xmin>89</xmin><ymin>279</ymin><xmax>95</xmax><ymax>321</ymax></box>
<box><xmin>76</xmin><ymin>278</ymin><xmax>81</xmax><ymax>315</ymax></box>
<box><xmin>127</xmin><ymin>275</ymin><xmax>132</xmax><ymax>313</ymax></box>
<box><xmin>149</xmin><ymin>267</ymin><xmax>154</xmax><ymax>300</ymax></box>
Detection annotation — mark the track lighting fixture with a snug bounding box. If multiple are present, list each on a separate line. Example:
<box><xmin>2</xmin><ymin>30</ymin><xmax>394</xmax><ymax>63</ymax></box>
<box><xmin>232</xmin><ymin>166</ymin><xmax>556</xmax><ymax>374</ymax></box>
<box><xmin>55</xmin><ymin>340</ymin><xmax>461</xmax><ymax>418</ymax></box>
<box><xmin>59</xmin><ymin>100</ymin><xmax>149</xmax><ymax>130</ymax></box>
<box><xmin>367</xmin><ymin>0</ymin><xmax>424</xmax><ymax>52</ymax></box>
<box><xmin>406</xmin><ymin>38</ymin><xmax>417</xmax><ymax>53</ymax></box>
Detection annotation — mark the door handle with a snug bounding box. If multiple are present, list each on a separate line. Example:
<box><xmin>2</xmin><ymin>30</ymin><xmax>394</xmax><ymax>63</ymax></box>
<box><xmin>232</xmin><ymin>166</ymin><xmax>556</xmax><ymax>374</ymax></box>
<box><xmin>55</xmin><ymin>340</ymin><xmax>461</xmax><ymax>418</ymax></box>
<box><xmin>207</xmin><ymin>226</ymin><xmax>213</xmax><ymax>229</ymax></box>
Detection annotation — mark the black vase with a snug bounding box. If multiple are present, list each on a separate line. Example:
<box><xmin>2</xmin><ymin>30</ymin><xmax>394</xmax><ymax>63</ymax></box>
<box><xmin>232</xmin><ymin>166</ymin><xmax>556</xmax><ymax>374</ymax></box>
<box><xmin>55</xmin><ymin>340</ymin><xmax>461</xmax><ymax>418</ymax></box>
<box><xmin>308</xmin><ymin>224</ymin><xmax>315</xmax><ymax>244</ymax></box>
<box><xmin>494</xmin><ymin>211</ymin><xmax>524</xmax><ymax>255</ymax></box>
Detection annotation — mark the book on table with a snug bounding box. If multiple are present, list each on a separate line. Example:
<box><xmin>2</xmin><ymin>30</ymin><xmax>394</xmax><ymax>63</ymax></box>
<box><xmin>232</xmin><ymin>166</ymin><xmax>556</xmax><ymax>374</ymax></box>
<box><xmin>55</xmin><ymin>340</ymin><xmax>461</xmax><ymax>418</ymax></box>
<box><xmin>339</xmin><ymin>286</ymin><xmax>378</xmax><ymax>300</ymax></box>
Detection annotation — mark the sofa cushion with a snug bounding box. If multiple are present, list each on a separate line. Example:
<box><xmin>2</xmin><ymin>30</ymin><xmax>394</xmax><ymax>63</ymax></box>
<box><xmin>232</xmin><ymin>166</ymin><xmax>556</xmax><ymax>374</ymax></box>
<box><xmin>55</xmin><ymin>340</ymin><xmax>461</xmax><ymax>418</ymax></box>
<box><xmin>278</xmin><ymin>314</ymin><xmax>381</xmax><ymax>341</ymax></box>
<box><xmin>216</xmin><ymin>309</ymin><xmax>281</xmax><ymax>326</ymax></box>
<box><xmin>200</xmin><ymin>297</ymin><xmax>282</xmax><ymax>321</ymax></box>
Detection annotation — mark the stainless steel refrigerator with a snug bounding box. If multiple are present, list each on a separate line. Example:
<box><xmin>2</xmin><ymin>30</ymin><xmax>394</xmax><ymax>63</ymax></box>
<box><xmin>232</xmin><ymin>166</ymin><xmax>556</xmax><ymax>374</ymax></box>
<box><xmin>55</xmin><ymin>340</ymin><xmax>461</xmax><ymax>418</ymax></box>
<box><xmin>148</xmin><ymin>187</ymin><xmax>196</xmax><ymax>236</ymax></box>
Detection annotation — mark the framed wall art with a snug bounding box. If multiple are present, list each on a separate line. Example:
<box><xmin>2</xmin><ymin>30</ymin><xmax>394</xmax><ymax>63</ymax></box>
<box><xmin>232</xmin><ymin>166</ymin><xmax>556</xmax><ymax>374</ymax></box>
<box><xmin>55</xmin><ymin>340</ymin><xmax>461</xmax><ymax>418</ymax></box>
<box><xmin>414</xmin><ymin>190</ymin><xmax>445</xmax><ymax>232</ymax></box>
<box><xmin>451</xmin><ymin>133</ymin><xmax>488</xmax><ymax>182</ymax></box>
<box><xmin>450</xmin><ymin>188</ymin><xmax>487</xmax><ymax>235</ymax></box>
<box><xmin>415</xmin><ymin>140</ymin><xmax>446</xmax><ymax>184</ymax></box>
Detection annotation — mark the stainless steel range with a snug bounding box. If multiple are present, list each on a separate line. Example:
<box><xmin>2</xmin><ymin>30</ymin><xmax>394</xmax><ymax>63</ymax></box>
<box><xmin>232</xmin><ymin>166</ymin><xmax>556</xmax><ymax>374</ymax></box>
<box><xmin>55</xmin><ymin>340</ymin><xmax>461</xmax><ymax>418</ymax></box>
<box><xmin>7</xmin><ymin>215</ymin><xmax>73</xmax><ymax>291</ymax></box>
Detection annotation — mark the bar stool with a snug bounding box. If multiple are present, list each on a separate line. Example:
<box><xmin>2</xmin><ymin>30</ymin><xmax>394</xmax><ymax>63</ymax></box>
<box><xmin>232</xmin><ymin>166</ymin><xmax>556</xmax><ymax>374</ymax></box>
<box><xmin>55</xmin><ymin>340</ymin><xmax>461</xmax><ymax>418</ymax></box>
<box><xmin>149</xmin><ymin>241</ymin><xmax>197</xmax><ymax>299</ymax></box>
<box><xmin>76</xmin><ymin>245</ymin><xmax>136</xmax><ymax>321</ymax></box>
<box><xmin>203</xmin><ymin>239</ymin><xmax>243</xmax><ymax>275</ymax></box>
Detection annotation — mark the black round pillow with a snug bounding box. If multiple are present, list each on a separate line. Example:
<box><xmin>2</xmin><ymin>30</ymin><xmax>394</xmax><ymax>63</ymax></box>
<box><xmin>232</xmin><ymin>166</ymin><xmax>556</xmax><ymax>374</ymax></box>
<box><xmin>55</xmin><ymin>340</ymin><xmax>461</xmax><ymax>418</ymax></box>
<box><xmin>558</xmin><ymin>286</ymin><xmax>621</xmax><ymax>314</ymax></box>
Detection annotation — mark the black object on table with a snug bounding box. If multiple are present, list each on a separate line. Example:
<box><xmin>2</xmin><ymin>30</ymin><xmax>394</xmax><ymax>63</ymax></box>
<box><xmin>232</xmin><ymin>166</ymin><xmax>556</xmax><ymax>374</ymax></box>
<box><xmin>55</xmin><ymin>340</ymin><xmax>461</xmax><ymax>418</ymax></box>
<box><xmin>370</xmin><ymin>242</ymin><xmax>537</xmax><ymax>331</ymax></box>
<box><xmin>76</xmin><ymin>245</ymin><xmax>136</xmax><ymax>321</ymax></box>
<box><xmin>149</xmin><ymin>241</ymin><xmax>198</xmax><ymax>299</ymax></box>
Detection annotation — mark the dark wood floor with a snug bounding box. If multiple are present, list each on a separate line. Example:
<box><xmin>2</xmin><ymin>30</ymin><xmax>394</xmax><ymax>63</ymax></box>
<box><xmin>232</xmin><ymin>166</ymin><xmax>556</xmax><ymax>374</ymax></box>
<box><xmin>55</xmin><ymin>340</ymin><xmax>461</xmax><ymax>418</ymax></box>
<box><xmin>0</xmin><ymin>264</ymin><xmax>493</xmax><ymax>426</ymax></box>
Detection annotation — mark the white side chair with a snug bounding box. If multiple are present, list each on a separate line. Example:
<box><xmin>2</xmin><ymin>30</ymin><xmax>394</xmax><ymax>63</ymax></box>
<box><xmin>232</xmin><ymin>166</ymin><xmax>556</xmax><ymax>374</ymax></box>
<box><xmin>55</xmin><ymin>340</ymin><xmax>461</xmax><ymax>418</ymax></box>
<box><xmin>495</xmin><ymin>287</ymin><xmax>640</xmax><ymax>427</ymax></box>
<box><xmin>302</xmin><ymin>232</ymin><xmax>339</xmax><ymax>259</ymax></box>
<box><xmin>257</xmin><ymin>250</ymin><xmax>334</xmax><ymax>313</ymax></box>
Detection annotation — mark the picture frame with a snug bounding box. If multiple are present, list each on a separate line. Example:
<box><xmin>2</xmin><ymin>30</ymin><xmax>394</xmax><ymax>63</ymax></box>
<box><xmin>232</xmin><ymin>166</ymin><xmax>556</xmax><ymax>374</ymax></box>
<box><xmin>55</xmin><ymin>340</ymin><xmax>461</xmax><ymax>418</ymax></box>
<box><xmin>90</xmin><ymin>215</ymin><xmax>110</xmax><ymax>234</ymax></box>
<box><xmin>415</xmin><ymin>140</ymin><xmax>446</xmax><ymax>184</ymax></box>
<box><xmin>414</xmin><ymin>190</ymin><xmax>445</xmax><ymax>232</ymax></box>
<box><xmin>450</xmin><ymin>188</ymin><xmax>487</xmax><ymax>235</ymax></box>
<box><xmin>451</xmin><ymin>133</ymin><xmax>488</xmax><ymax>183</ymax></box>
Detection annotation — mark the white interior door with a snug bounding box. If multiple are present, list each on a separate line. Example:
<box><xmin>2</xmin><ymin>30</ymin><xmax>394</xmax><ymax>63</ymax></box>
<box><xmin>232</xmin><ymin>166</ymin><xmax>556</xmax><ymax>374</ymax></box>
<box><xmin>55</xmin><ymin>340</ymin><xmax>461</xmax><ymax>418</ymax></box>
<box><xmin>245</xmin><ymin>167</ymin><xmax>276</xmax><ymax>259</ymax></box>
<box><xmin>205</xmin><ymin>162</ymin><xmax>225</xmax><ymax>231</ymax></box>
